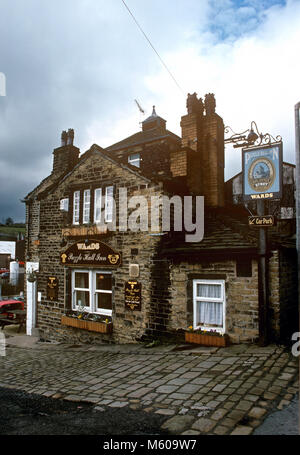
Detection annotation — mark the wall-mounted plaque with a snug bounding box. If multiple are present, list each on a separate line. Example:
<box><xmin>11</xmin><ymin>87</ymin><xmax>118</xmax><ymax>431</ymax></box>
<box><xmin>60</xmin><ymin>240</ymin><xmax>121</xmax><ymax>267</ymax></box>
<box><xmin>47</xmin><ymin>276</ymin><xmax>58</xmax><ymax>301</ymax></box>
<box><xmin>125</xmin><ymin>280</ymin><xmax>142</xmax><ymax>311</ymax></box>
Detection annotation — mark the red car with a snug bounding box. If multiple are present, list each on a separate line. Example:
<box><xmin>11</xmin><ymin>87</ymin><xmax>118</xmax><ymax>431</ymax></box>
<box><xmin>0</xmin><ymin>269</ymin><xmax>9</xmax><ymax>275</ymax></box>
<box><xmin>0</xmin><ymin>299</ymin><xmax>24</xmax><ymax>320</ymax></box>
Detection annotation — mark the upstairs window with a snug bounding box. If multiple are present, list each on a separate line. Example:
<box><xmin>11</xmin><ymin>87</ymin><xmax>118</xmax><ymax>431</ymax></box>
<box><xmin>128</xmin><ymin>153</ymin><xmax>140</xmax><ymax>168</ymax></box>
<box><xmin>105</xmin><ymin>186</ymin><xmax>114</xmax><ymax>223</ymax></box>
<box><xmin>73</xmin><ymin>190</ymin><xmax>80</xmax><ymax>225</ymax></box>
<box><xmin>94</xmin><ymin>188</ymin><xmax>102</xmax><ymax>223</ymax></box>
<box><xmin>71</xmin><ymin>186</ymin><xmax>114</xmax><ymax>225</ymax></box>
<box><xmin>83</xmin><ymin>189</ymin><xmax>91</xmax><ymax>224</ymax></box>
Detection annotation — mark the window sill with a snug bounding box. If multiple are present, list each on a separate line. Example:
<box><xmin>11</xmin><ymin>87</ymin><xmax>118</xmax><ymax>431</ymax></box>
<box><xmin>61</xmin><ymin>315</ymin><xmax>113</xmax><ymax>334</ymax></box>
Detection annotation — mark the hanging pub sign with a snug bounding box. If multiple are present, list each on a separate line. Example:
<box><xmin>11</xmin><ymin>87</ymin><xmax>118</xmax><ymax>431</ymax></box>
<box><xmin>47</xmin><ymin>276</ymin><xmax>58</xmax><ymax>301</ymax></box>
<box><xmin>125</xmin><ymin>280</ymin><xmax>142</xmax><ymax>311</ymax></box>
<box><xmin>242</xmin><ymin>142</ymin><xmax>282</xmax><ymax>201</ymax></box>
<box><xmin>60</xmin><ymin>240</ymin><xmax>121</xmax><ymax>267</ymax></box>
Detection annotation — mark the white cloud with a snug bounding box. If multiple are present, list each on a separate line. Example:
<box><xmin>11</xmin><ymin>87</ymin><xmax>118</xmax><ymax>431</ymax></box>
<box><xmin>139</xmin><ymin>0</ymin><xmax>300</xmax><ymax>179</ymax></box>
<box><xmin>0</xmin><ymin>0</ymin><xmax>299</xmax><ymax>220</ymax></box>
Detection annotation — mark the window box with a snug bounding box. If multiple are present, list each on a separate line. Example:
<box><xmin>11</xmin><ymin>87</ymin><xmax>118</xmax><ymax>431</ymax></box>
<box><xmin>185</xmin><ymin>330</ymin><xmax>229</xmax><ymax>347</ymax></box>
<box><xmin>61</xmin><ymin>315</ymin><xmax>113</xmax><ymax>334</ymax></box>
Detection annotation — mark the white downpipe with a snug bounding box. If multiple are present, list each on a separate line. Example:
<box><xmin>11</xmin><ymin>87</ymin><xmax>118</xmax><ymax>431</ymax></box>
<box><xmin>26</xmin><ymin>262</ymin><xmax>39</xmax><ymax>336</ymax></box>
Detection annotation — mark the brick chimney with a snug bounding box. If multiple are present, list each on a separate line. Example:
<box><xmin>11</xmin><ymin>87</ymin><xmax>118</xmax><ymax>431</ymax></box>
<box><xmin>170</xmin><ymin>92</ymin><xmax>225</xmax><ymax>207</ymax></box>
<box><xmin>52</xmin><ymin>128</ymin><xmax>80</xmax><ymax>175</ymax></box>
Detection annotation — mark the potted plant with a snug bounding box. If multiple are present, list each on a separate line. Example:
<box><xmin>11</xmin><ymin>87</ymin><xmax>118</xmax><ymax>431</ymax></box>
<box><xmin>27</xmin><ymin>270</ymin><xmax>38</xmax><ymax>283</ymax></box>
<box><xmin>185</xmin><ymin>326</ymin><xmax>229</xmax><ymax>347</ymax></box>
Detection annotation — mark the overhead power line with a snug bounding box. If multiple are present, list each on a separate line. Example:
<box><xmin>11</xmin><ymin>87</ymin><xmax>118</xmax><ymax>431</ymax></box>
<box><xmin>121</xmin><ymin>0</ymin><xmax>185</xmax><ymax>96</ymax></box>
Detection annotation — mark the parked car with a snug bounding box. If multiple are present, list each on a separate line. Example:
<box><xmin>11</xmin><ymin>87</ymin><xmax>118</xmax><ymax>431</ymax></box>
<box><xmin>0</xmin><ymin>299</ymin><xmax>24</xmax><ymax>319</ymax></box>
<box><xmin>0</xmin><ymin>272</ymin><xmax>9</xmax><ymax>279</ymax></box>
<box><xmin>0</xmin><ymin>269</ymin><xmax>9</xmax><ymax>275</ymax></box>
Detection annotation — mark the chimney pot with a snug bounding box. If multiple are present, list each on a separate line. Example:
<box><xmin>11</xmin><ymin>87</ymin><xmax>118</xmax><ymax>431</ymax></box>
<box><xmin>67</xmin><ymin>128</ymin><xmax>74</xmax><ymax>146</ymax></box>
<box><xmin>61</xmin><ymin>130</ymin><xmax>67</xmax><ymax>146</ymax></box>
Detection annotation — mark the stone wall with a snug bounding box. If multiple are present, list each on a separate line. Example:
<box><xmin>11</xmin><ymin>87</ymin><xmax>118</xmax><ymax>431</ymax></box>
<box><xmin>27</xmin><ymin>150</ymin><xmax>167</xmax><ymax>344</ymax></box>
<box><xmin>169</xmin><ymin>259</ymin><xmax>260</xmax><ymax>344</ymax></box>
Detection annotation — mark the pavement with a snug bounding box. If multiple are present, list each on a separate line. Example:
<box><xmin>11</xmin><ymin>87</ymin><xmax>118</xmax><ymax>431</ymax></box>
<box><xmin>0</xmin><ymin>325</ymin><xmax>299</xmax><ymax>435</ymax></box>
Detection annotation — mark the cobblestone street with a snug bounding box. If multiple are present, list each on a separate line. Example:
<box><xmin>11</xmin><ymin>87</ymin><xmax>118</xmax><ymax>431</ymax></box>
<box><xmin>0</xmin><ymin>334</ymin><xmax>298</xmax><ymax>435</ymax></box>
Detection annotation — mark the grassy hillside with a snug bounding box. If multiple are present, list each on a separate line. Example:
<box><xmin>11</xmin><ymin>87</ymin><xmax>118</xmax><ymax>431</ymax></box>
<box><xmin>0</xmin><ymin>225</ymin><xmax>25</xmax><ymax>236</ymax></box>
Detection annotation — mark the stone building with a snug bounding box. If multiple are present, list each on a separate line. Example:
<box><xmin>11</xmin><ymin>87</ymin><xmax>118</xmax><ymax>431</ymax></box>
<box><xmin>23</xmin><ymin>93</ymin><xmax>298</xmax><ymax>345</ymax></box>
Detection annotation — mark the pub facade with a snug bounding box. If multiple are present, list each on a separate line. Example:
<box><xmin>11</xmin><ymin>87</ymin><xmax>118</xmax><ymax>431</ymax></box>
<box><xmin>23</xmin><ymin>93</ymin><xmax>298</xmax><ymax>345</ymax></box>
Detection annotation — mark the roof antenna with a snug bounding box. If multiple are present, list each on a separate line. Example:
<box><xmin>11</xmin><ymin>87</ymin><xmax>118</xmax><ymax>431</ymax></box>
<box><xmin>134</xmin><ymin>99</ymin><xmax>145</xmax><ymax>130</ymax></box>
<box><xmin>134</xmin><ymin>99</ymin><xmax>145</xmax><ymax>114</ymax></box>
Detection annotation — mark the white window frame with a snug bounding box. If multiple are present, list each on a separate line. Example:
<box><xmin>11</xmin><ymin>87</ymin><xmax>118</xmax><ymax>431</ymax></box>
<box><xmin>71</xmin><ymin>269</ymin><xmax>112</xmax><ymax>316</ymax></box>
<box><xmin>193</xmin><ymin>279</ymin><xmax>226</xmax><ymax>334</ymax></box>
<box><xmin>94</xmin><ymin>271</ymin><xmax>113</xmax><ymax>316</ymax></box>
<box><xmin>60</xmin><ymin>198</ymin><xmax>69</xmax><ymax>212</ymax></box>
<box><xmin>73</xmin><ymin>190</ymin><xmax>80</xmax><ymax>225</ymax></box>
<box><xmin>94</xmin><ymin>188</ymin><xmax>102</xmax><ymax>223</ymax></box>
<box><xmin>83</xmin><ymin>189</ymin><xmax>91</xmax><ymax>224</ymax></box>
<box><xmin>72</xmin><ymin>269</ymin><xmax>90</xmax><ymax>311</ymax></box>
<box><xmin>128</xmin><ymin>153</ymin><xmax>140</xmax><ymax>168</ymax></box>
<box><xmin>105</xmin><ymin>186</ymin><xmax>114</xmax><ymax>223</ymax></box>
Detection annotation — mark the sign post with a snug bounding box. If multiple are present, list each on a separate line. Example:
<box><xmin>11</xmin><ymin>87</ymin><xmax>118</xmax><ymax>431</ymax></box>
<box><xmin>243</xmin><ymin>142</ymin><xmax>283</xmax><ymax>346</ymax></box>
<box><xmin>294</xmin><ymin>103</ymin><xmax>300</xmax><ymax>427</ymax></box>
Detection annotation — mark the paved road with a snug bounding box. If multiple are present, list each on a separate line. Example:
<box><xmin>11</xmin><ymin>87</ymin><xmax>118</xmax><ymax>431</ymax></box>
<box><xmin>0</xmin><ymin>335</ymin><xmax>298</xmax><ymax>435</ymax></box>
<box><xmin>253</xmin><ymin>393</ymin><xmax>299</xmax><ymax>435</ymax></box>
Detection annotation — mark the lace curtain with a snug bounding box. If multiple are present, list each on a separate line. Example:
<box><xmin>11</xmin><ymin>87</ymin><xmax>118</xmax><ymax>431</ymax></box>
<box><xmin>196</xmin><ymin>283</ymin><xmax>223</xmax><ymax>327</ymax></box>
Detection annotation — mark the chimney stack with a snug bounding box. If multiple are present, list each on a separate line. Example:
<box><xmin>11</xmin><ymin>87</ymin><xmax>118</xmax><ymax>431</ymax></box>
<box><xmin>52</xmin><ymin>129</ymin><xmax>79</xmax><ymax>176</ymax></box>
<box><xmin>171</xmin><ymin>92</ymin><xmax>225</xmax><ymax>207</ymax></box>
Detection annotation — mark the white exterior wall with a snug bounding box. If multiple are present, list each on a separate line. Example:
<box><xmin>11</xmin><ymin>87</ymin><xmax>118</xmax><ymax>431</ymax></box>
<box><xmin>0</xmin><ymin>241</ymin><xmax>15</xmax><ymax>259</ymax></box>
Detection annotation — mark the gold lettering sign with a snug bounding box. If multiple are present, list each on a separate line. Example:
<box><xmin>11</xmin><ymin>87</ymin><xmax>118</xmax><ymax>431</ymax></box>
<box><xmin>125</xmin><ymin>280</ymin><xmax>142</xmax><ymax>311</ymax></box>
<box><xmin>248</xmin><ymin>215</ymin><xmax>275</xmax><ymax>227</ymax></box>
<box><xmin>60</xmin><ymin>240</ymin><xmax>121</xmax><ymax>267</ymax></box>
<box><xmin>47</xmin><ymin>276</ymin><xmax>58</xmax><ymax>301</ymax></box>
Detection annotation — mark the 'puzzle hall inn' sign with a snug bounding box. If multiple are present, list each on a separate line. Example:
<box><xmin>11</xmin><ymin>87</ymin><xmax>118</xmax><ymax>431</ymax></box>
<box><xmin>60</xmin><ymin>240</ymin><xmax>121</xmax><ymax>267</ymax></box>
<box><xmin>242</xmin><ymin>142</ymin><xmax>282</xmax><ymax>201</ymax></box>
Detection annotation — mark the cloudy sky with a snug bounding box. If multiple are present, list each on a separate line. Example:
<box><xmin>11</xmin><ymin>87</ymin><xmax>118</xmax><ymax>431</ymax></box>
<box><xmin>0</xmin><ymin>0</ymin><xmax>299</xmax><ymax>222</ymax></box>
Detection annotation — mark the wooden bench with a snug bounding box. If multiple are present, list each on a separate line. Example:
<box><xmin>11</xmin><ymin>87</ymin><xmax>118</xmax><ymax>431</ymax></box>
<box><xmin>0</xmin><ymin>310</ymin><xmax>26</xmax><ymax>333</ymax></box>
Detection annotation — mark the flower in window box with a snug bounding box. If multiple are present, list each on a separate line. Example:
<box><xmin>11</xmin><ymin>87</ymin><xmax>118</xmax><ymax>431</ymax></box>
<box><xmin>185</xmin><ymin>327</ymin><xmax>229</xmax><ymax>347</ymax></box>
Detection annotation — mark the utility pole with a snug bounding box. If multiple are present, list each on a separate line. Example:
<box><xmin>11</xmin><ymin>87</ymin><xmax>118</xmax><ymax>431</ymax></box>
<box><xmin>294</xmin><ymin>102</ymin><xmax>300</xmax><ymax>435</ymax></box>
<box><xmin>257</xmin><ymin>199</ymin><xmax>268</xmax><ymax>346</ymax></box>
<box><xmin>295</xmin><ymin>102</ymin><xmax>300</xmax><ymax>313</ymax></box>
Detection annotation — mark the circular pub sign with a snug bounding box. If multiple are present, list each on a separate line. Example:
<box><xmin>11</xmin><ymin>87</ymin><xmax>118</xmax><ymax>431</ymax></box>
<box><xmin>248</xmin><ymin>157</ymin><xmax>276</xmax><ymax>192</ymax></box>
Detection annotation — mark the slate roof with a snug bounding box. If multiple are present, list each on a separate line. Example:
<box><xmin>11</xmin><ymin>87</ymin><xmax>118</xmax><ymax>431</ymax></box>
<box><xmin>105</xmin><ymin>129</ymin><xmax>181</xmax><ymax>153</ymax></box>
<box><xmin>160</xmin><ymin>205</ymin><xmax>295</xmax><ymax>258</ymax></box>
<box><xmin>23</xmin><ymin>144</ymin><xmax>155</xmax><ymax>202</ymax></box>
